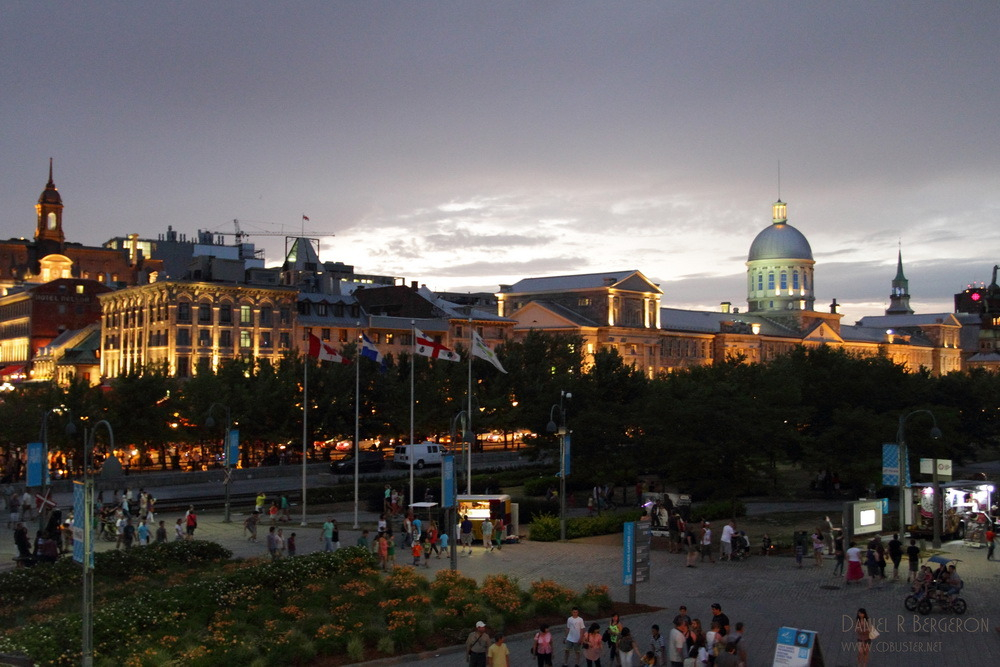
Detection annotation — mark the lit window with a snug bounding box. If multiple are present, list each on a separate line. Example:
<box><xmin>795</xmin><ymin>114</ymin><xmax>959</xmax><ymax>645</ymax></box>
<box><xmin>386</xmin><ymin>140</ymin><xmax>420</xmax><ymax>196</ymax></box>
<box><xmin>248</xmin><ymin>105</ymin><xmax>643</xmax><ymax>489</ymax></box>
<box><xmin>767</xmin><ymin>273</ymin><xmax>775</xmax><ymax>290</ymax></box>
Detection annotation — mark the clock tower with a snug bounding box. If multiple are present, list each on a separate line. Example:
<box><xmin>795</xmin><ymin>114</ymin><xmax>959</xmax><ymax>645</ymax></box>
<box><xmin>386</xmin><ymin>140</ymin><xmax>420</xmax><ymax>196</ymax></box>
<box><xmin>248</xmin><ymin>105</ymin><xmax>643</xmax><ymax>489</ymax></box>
<box><xmin>34</xmin><ymin>158</ymin><xmax>65</xmax><ymax>246</ymax></box>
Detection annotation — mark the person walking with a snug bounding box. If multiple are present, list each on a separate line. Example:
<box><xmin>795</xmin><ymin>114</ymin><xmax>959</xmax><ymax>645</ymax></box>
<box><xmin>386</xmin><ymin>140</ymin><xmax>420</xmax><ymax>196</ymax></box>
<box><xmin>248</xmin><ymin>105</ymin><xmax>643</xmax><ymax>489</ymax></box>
<box><xmin>465</xmin><ymin>621</ymin><xmax>492</xmax><ymax>667</ymax></box>
<box><xmin>487</xmin><ymin>633</ymin><xmax>510</xmax><ymax>667</ymax></box>
<box><xmin>461</xmin><ymin>514</ymin><xmax>474</xmax><ymax>554</ymax></box>
<box><xmin>481</xmin><ymin>516</ymin><xmax>494</xmax><ymax>551</ymax></box>
<box><xmin>531</xmin><ymin>623</ymin><xmax>554</xmax><ymax>667</ymax></box>
<box><xmin>184</xmin><ymin>505</ymin><xmax>197</xmax><ymax>540</ymax></box>
<box><xmin>986</xmin><ymin>526</ymin><xmax>995</xmax><ymax>561</ymax></box>
<box><xmin>888</xmin><ymin>533</ymin><xmax>904</xmax><ymax>578</ymax></box>
<box><xmin>267</xmin><ymin>526</ymin><xmax>280</xmax><ymax>560</ymax></box>
<box><xmin>564</xmin><ymin>607</ymin><xmax>586</xmax><ymax>667</ymax></box>
<box><xmin>854</xmin><ymin>608</ymin><xmax>874</xmax><ymax>667</ymax></box>
<box><xmin>321</xmin><ymin>517</ymin><xmax>336</xmax><ymax>551</ymax></box>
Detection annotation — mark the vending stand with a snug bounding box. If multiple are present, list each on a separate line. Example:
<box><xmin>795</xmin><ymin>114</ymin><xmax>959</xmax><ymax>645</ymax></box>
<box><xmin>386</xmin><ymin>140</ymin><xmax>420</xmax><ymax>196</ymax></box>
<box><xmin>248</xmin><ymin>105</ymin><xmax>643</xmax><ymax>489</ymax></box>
<box><xmin>456</xmin><ymin>494</ymin><xmax>516</xmax><ymax>541</ymax></box>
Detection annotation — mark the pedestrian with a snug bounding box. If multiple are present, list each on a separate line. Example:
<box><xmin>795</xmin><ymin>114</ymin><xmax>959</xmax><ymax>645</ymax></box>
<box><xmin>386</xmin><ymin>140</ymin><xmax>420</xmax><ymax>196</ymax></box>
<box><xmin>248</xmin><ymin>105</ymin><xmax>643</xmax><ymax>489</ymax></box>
<box><xmin>793</xmin><ymin>531</ymin><xmax>805</xmax><ymax>568</ymax></box>
<box><xmin>845</xmin><ymin>541</ymin><xmax>864</xmax><ymax>584</ymax></box>
<box><xmin>709</xmin><ymin>603</ymin><xmax>730</xmax><ymax>638</ymax></box>
<box><xmin>649</xmin><ymin>624</ymin><xmax>666</xmax><ymax>666</ymax></box>
<box><xmin>564</xmin><ymin>607</ymin><xmax>586</xmax><ymax>667</ymax></box>
<box><xmin>465</xmin><ymin>621</ymin><xmax>492</xmax><ymax>667</ymax></box>
<box><xmin>905</xmin><ymin>538</ymin><xmax>921</xmax><ymax>581</ymax></box>
<box><xmin>184</xmin><ymin>506</ymin><xmax>197</xmax><ymax>540</ymax></box>
<box><xmin>583</xmin><ymin>622</ymin><xmax>604</xmax><ymax>667</ymax></box>
<box><xmin>832</xmin><ymin>530</ymin><xmax>845</xmax><ymax>576</ymax></box>
<box><xmin>720</xmin><ymin>519</ymin><xmax>735</xmax><ymax>561</ymax></box>
<box><xmin>985</xmin><ymin>526</ymin><xmax>995</xmax><ymax>561</ymax></box>
<box><xmin>136</xmin><ymin>519</ymin><xmax>149</xmax><ymax>545</ymax></box>
<box><xmin>487</xmin><ymin>633</ymin><xmax>509</xmax><ymax>667</ymax></box>
<box><xmin>377</xmin><ymin>533</ymin><xmax>389</xmax><ymax>570</ymax></box>
<box><xmin>245</xmin><ymin>511</ymin><xmax>259</xmax><ymax>542</ymax></box>
<box><xmin>386</xmin><ymin>533</ymin><xmax>396</xmax><ymax>568</ymax></box>
<box><xmin>700</xmin><ymin>522</ymin><xmax>715</xmax><ymax>563</ymax></box>
<box><xmin>888</xmin><ymin>533</ymin><xmax>904</xmax><ymax>578</ymax></box>
<box><xmin>854</xmin><ymin>608</ymin><xmax>873</xmax><ymax>667</ymax></box>
<box><xmin>437</xmin><ymin>530</ymin><xmax>448</xmax><ymax>557</ymax></box>
<box><xmin>254</xmin><ymin>492</ymin><xmax>266</xmax><ymax>514</ymax></box>
<box><xmin>531</xmin><ymin>623</ymin><xmax>554</xmax><ymax>667</ymax></box>
<box><xmin>481</xmin><ymin>515</ymin><xmax>494</xmax><ymax>551</ymax></box>
<box><xmin>174</xmin><ymin>518</ymin><xmax>185</xmax><ymax>541</ymax></box>
<box><xmin>411</xmin><ymin>538</ymin><xmax>423</xmax><ymax>566</ymax></box>
<box><xmin>287</xmin><ymin>531</ymin><xmax>296</xmax><ymax>556</ymax></box>
<box><xmin>616</xmin><ymin>627</ymin><xmax>636</xmax><ymax>667</ymax></box>
<box><xmin>276</xmin><ymin>528</ymin><xmax>286</xmax><ymax>557</ymax></box>
<box><xmin>461</xmin><ymin>514</ymin><xmax>474</xmax><ymax>554</ymax></box>
<box><xmin>605</xmin><ymin>613</ymin><xmax>622</xmax><ymax>666</ymax></box>
<box><xmin>321</xmin><ymin>517</ymin><xmax>335</xmax><ymax>550</ymax></box>
<box><xmin>811</xmin><ymin>530</ymin><xmax>824</xmax><ymax>566</ymax></box>
<box><xmin>155</xmin><ymin>520</ymin><xmax>167</xmax><ymax>543</ymax></box>
<box><xmin>268</xmin><ymin>501</ymin><xmax>279</xmax><ymax>524</ymax></box>
<box><xmin>493</xmin><ymin>516</ymin><xmax>505</xmax><ymax>550</ymax></box>
<box><xmin>267</xmin><ymin>526</ymin><xmax>280</xmax><ymax>560</ymax></box>
<box><xmin>13</xmin><ymin>522</ymin><xmax>32</xmax><ymax>561</ymax></box>
<box><xmin>668</xmin><ymin>616</ymin><xmax>688</xmax><ymax>667</ymax></box>
<box><xmin>356</xmin><ymin>529</ymin><xmax>369</xmax><ymax>550</ymax></box>
<box><xmin>279</xmin><ymin>494</ymin><xmax>290</xmax><ymax>522</ymax></box>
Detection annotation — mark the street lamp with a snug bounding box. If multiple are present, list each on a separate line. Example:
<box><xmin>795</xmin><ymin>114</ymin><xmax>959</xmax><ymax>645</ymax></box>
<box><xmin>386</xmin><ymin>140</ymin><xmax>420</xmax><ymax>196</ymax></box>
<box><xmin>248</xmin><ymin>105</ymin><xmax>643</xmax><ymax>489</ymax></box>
<box><xmin>205</xmin><ymin>403</ymin><xmax>234</xmax><ymax>523</ymax></box>
<box><xmin>450</xmin><ymin>410</ymin><xmax>474</xmax><ymax>495</ymax></box>
<box><xmin>547</xmin><ymin>390</ymin><xmax>571</xmax><ymax>542</ymax></box>
<box><xmin>81</xmin><ymin>419</ymin><xmax>113</xmax><ymax>667</ymax></box>
<box><xmin>38</xmin><ymin>407</ymin><xmax>75</xmax><ymax>528</ymax></box>
<box><xmin>897</xmin><ymin>410</ymin><xmax>942</xmax><ymax>547</ymax></box>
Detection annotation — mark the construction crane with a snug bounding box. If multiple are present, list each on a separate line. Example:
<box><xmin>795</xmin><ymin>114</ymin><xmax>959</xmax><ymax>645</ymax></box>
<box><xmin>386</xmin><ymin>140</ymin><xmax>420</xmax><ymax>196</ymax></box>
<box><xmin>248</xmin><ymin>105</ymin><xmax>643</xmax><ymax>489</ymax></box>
<box><xmin>210</xmin><ymin>219</ymin><xmax>335</xmax><ymax>244</ymax></box>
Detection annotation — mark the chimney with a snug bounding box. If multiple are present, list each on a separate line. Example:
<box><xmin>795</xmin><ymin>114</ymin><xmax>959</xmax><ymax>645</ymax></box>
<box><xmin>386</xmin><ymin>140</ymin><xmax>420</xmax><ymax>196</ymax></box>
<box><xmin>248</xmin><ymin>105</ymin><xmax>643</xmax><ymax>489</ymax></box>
<box><xmin>720</xmin><ymin>302</ymin><xmax>731</xmax><ymax>313</ymax></box>
<box><xmin>411</xmin><ymin>280</ymin><xmax>418</xmax><ymax>290</ymax></box>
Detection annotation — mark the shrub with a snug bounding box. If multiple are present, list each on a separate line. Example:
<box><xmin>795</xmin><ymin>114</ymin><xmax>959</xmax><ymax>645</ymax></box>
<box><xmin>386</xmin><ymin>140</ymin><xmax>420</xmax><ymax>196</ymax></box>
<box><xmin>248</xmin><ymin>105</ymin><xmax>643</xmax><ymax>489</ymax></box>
<box><xmin>528</xmin><ymin>579</ymin><xmax>575</xmax><ymax>616</ymax></box>
<box><xmin>578</xmin><ymin>583</ymin><xmax>612</xmax><ymax>613</ymax></box>
<box><xmin>481</xmin><ymin>574</ymin><xmax>525</xmax><ymax>622</ymax></box>
<box><xmin>689</xmin><ymin>499</ymin><xmax>746</xmax><ymax>522</ymax></box>
<box><xmin>529</xmin><ymin>510</ymin><xmax>643</xmax><ymax>542</ymax></box>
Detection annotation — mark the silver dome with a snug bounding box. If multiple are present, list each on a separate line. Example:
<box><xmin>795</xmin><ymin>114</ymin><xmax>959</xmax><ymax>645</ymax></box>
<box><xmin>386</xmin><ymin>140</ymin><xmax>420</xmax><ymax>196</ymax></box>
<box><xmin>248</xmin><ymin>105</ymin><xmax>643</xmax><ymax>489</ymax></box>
<box><xmin>747</xmin><ymin>223</ymin><xmax>813</xmax><ymax>262</ymax></box>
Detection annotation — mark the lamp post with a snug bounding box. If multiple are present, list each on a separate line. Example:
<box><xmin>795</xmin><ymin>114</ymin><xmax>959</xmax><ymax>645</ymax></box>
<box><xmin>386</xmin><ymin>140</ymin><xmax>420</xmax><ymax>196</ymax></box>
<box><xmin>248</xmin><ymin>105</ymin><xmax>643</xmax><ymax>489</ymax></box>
<box><xmin>205</xmin><ymin>403</ymin><xmax>234</xmax><ymax>523</ymax></box>
<box><xmin>547</xmin><ymin>391</ymin><xmax>571</xmax><ymax>542</ymax></box>
<box><xmin>38</xmin><ymin>406</ymin><xmax>73</xmax><ymax>528</ymax></box>
<box><xmin>896</xmin><ymin>409</ymin><xmax>942</xmax><ymax>547</ymax></box>
<box><xmin>450</xmin><ymin>410</ymin><xmax>474</xmax><ymax>495</ymax></box>
<box><xmin>81</xmin><ymin>419</ymin><xmax>113</xmax><ymax>667</ymax></box>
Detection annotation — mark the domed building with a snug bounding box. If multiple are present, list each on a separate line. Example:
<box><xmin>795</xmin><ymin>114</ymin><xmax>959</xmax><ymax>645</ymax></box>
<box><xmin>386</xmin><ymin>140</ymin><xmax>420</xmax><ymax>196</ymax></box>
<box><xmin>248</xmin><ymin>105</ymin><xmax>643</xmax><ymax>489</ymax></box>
<box><xmin>746</xmin><ymin>200</ymin><xmax>815</xmax><ymax>313</ymax></box>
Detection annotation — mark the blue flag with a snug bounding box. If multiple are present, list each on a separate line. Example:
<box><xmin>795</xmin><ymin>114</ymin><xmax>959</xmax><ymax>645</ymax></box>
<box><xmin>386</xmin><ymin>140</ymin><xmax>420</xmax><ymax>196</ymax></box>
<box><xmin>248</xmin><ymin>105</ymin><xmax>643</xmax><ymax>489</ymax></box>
<box><xmin>361</xmin><ymin>334</ymin><xmax>386</xmax><ymax>370</ymax></box>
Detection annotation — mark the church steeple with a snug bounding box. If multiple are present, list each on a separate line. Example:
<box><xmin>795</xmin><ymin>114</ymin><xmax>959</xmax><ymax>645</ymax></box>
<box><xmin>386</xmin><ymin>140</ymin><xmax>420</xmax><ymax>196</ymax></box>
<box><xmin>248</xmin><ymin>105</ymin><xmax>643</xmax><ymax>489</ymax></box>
<box><xmin>885</xmin><ymin>247</ymin><xmax>914</xmax><ymax>315</ymax></box>
<box><xmin>35</xmin><ymin>158</ymin><xmax>65</xmax><ymax>245</ymax></box>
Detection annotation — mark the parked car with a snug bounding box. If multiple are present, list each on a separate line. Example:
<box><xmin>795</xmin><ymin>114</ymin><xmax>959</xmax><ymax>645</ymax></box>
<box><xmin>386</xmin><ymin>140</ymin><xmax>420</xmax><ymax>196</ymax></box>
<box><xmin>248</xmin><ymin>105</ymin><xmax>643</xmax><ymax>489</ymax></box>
<box><xmin>331</xmin><ymin>451</ymin><xmax>385</xmax><ymax>475</ymax></box>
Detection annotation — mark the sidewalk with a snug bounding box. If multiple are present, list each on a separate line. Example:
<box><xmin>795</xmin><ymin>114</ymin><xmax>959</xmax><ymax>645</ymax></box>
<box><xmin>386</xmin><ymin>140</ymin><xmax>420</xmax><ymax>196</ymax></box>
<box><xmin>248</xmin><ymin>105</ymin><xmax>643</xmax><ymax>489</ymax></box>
<box><xmin>3</xmin><ymin>500</ymin><xmax>998</xmax><ymax>666</ymax></box>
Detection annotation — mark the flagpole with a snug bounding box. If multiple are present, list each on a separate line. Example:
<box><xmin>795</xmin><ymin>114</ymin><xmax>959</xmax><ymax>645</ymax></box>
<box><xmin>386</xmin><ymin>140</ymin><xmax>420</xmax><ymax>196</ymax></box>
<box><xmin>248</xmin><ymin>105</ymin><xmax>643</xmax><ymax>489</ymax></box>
<box><xmin>301</xmin><ymin>354</ymin><xmax>308</xmax><ymax>527</ymax></box>
<box><xmin>466</xmin><ymin>313</ymin><xmax>473</xmax><ymax>495</ymax></box>
<box><xmin>353</xmin><ymin>324</ymin><xmax>361</xmax><ymax>529</ymax></box>
<box><xmin>409</xmin><ymin>319</ymin><xmax>415</xmax><ymax>512</ymax></box>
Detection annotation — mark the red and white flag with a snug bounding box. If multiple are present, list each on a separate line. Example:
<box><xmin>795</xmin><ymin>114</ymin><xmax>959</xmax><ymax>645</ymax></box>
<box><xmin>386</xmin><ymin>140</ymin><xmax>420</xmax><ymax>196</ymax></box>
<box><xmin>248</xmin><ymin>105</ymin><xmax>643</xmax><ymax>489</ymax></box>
<box><xmin>302</xmin><ymin>214</ymin><xmax>310</xmax><ymax>222</ymax></box>
<box><xmin>414</xmin><ymin>328</ymin><xmax>460</xmax><ymax>362</ymax></box>
<box><xmin>307</xmin><ymin>333</ymin><xmax>349</xmax><ymax>364</ymax></box>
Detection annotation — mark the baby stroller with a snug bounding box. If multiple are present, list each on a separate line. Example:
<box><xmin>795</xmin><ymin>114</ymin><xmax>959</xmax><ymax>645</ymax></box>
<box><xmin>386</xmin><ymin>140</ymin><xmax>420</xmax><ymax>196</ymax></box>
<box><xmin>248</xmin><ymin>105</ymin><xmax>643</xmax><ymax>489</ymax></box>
<box><xmin>731</xmin><ymin>531</ymin><xmax>751</xmax><ymax>561</ymax></box>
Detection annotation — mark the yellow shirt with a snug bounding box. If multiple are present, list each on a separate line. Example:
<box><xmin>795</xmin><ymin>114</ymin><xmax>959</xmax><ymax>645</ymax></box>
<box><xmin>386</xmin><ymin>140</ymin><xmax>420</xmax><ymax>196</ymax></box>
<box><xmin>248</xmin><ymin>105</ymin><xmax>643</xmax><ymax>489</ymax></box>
<box><xmin>487</xmin><ymin>642</ymin><xmax>509</xmax><ymax>667</ymax></box>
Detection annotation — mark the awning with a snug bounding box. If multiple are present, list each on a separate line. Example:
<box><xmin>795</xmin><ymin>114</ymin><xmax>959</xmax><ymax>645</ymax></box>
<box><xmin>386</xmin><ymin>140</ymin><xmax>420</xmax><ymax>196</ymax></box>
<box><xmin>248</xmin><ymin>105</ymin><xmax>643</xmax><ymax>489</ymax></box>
<box><xmin>0</xmin><ymin>365</ymin><xmax>25</xmax><ymax>378</ymax></box>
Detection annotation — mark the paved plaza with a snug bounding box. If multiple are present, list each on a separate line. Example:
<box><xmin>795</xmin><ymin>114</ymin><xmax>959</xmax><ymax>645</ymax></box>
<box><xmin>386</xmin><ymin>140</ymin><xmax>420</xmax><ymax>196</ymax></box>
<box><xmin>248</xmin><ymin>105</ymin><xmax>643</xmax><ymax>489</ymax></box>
<box><xmin>3</xmin><ymin>483</ymin><xmax>998</xmax><ymax>666</ymax></box>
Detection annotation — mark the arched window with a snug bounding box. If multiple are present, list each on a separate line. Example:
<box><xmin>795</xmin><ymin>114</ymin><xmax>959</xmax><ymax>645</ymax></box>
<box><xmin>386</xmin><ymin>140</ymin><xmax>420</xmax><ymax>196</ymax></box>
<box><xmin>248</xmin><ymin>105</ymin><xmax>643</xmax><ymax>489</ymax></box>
<box><xmin>780</xmin><ymin>272</ymin><xmax>788</xmax><ymax>290</ymax></box>
<box><xmin>756</xmin><ymin>272</ymin><xmax>763</xmax><ymax>291</ymax></box>
<box><xmin>767</xmin><ymin>272</ymin><xmax>775</xmax><ymax>290</ymax></box>
<box><xmin>792</xmin><ymin>271</ymin><xmax>799</xmax><ymax>290</ymax></box>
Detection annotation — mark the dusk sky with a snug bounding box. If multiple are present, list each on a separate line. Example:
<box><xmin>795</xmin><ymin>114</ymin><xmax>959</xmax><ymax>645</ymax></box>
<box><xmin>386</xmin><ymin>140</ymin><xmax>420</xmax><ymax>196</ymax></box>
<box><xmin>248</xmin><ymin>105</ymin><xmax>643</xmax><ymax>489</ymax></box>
<box><xmin>3</xmin><ymin>2</ymin><xmax>998</xmax><ymax>321</ymax></box>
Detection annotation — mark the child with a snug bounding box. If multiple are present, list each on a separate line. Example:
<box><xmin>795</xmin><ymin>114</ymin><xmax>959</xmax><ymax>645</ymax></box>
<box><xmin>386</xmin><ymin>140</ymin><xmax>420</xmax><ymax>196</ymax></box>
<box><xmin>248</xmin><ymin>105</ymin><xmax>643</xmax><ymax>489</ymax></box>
<box><xmin>411</xmin><ymin>539</ymin><xmax>423</xmax><ymax>566</ymax></box>
<box><xmin>437</xmin><ymin>531</ymin><xmax>449</xmax><ymax>558</ymax></box>
<box><xmin>287</xmin><ymin>532</ymin><xmax>297</xmax><ymax>557</ymax></box>
<box><xmin>640</xmin><ymin>650</ymin><xmax>657</xmax><ymax>666</ymax></box>
<box><xmin>761</xmin><ymin>533</ymin><xmax>772</xmax><ymax>556</ymax></box>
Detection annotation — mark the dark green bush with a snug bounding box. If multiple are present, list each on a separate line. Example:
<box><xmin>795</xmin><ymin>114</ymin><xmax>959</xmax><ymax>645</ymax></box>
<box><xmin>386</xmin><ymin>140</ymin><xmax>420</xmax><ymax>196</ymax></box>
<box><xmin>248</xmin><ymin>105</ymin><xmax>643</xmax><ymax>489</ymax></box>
<box><xmin>689</xmin><ymin>499</ymin><xmax>746</xmax><ymax>521</ymax></box>
<box><xmin>528</xmin><ymin>509</ymin><xmax>643</xmax><ymax>542</ymax></box>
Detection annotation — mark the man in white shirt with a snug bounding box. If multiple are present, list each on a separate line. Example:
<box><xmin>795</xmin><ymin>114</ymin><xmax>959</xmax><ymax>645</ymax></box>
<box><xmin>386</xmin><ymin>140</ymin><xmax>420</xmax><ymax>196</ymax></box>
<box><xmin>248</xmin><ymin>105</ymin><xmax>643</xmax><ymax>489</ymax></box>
<box><xmin>720</xmin><ymin>520</ymin><xmax>736</xmax><ymax>561</ymax></box>
<box><xmin>563</xmin><ymin>606</ymin><xmax>586</xmax><ymax>667</ymax></box>
<box><xmin>668</xmin><ymin>616</ymin><xmax>688</xmax><ymax>667</ymax></box>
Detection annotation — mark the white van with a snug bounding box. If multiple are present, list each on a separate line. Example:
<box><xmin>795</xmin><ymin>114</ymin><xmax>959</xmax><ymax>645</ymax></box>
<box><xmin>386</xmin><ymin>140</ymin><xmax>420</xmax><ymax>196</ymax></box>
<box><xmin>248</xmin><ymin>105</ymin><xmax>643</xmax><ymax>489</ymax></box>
<box><xmin>393</xmin><ymin>441</ymin><xmax>445</xmax><ymax>469</ymax></box>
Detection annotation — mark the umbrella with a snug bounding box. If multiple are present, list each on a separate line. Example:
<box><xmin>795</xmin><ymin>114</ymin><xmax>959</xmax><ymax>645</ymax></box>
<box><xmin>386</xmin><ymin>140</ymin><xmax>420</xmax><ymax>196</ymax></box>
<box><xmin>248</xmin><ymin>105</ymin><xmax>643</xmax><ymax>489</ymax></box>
<box><xmin>928</xmin><ymin>554</ymin><xmax>962</xmax><ymax>564</ymax></box>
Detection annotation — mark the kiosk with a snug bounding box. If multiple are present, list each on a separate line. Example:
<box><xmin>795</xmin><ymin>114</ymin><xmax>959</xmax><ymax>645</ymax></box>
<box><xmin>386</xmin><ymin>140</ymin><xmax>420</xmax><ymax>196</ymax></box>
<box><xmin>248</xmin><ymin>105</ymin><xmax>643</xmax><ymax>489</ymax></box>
<box><xmin>456</xmin><ymin>494</ymin><xmax>516</xmax><ymax>541</ymax></box>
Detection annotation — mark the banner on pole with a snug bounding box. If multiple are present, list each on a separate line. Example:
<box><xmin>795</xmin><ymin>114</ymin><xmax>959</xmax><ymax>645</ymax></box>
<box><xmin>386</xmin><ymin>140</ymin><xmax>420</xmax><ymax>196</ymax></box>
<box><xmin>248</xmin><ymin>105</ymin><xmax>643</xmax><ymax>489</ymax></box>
<box><xmin>27</xmin><ymin>442</ymin><xmax>45</xmax><ymax>487</ymax></box>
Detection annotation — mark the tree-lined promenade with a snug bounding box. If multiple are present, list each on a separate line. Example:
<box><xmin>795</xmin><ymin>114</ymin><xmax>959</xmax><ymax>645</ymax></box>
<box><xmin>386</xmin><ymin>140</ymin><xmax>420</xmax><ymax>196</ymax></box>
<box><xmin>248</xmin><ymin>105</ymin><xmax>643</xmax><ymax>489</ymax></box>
<box><xmin>2</xmin><ymin>332</ymin><xmax>999</xmax><ymax>498</ymax></box>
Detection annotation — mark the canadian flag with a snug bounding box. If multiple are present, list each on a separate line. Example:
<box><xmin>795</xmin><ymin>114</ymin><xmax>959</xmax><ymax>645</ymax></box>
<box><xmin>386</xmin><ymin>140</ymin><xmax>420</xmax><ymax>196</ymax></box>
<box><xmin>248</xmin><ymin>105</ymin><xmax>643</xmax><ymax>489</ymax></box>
<box><xmin>414</xmin><ymin>328</ymin><xmax>460</xmax><ymax>362</ymax></box>
<box><xmin>307</xmin><ymin>334</ymin><xmax>349</xmax><ymax>364</ymax></box>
